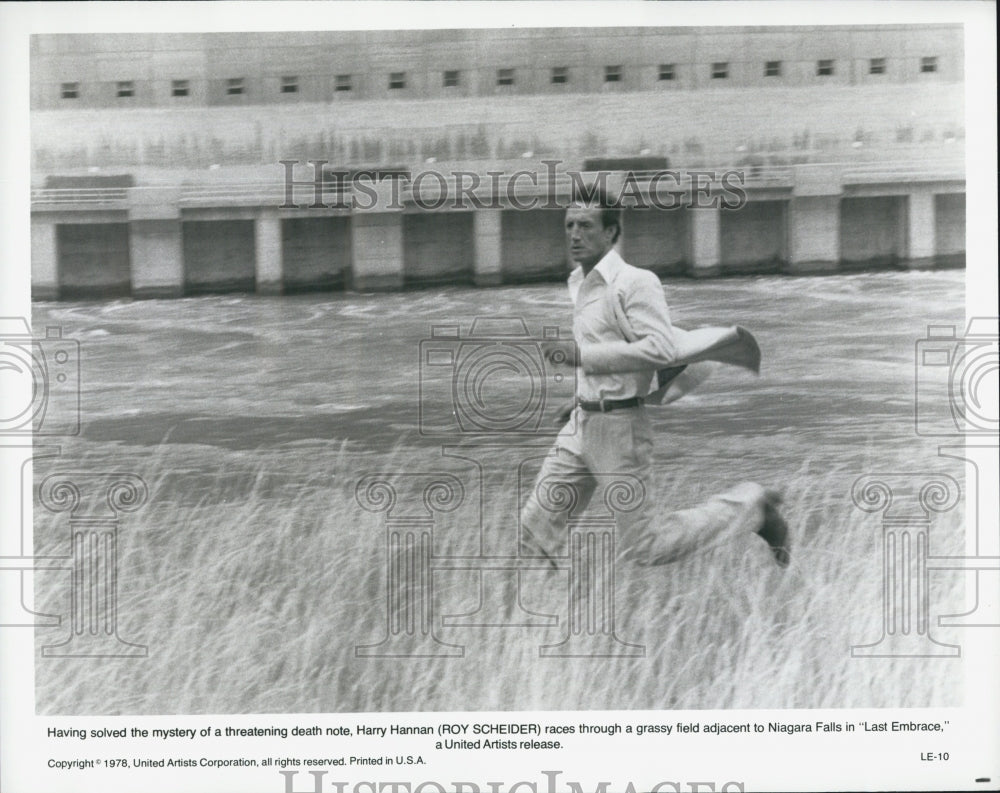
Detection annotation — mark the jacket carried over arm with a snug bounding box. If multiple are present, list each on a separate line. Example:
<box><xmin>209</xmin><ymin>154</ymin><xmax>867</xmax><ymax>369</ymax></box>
<box><xmin>578</xmin><ymin>265</ymin><xmax>761</xmax><ymax>405</ymax></box>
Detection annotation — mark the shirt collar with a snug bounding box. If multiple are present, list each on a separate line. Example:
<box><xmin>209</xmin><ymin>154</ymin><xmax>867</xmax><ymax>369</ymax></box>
<box><xmin>593</xmin><ymin>247</ymin><xmax>625</xmax><ymax>283</ymax></box>
<box><xmin>568</xmin><ymin>247</ymin><xmax>625</xmax><ymax>288</ymax></box>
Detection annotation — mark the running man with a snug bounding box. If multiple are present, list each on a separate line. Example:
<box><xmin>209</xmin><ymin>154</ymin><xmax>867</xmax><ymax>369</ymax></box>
<box><xmin>521</xmin><ymin>192</ymin><xmax>790</xmax><ymax>568</ymax></box>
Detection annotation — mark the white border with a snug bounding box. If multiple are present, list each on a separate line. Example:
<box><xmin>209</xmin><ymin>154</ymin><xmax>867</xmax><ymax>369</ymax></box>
<box><xmin>1</xmin><ymin>3</ymin><xmax>997</xmax><ymax>792</ymax></box>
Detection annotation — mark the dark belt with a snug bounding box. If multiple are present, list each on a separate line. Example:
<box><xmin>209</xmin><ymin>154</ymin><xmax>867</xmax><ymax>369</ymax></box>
<box><xmin>576</xmin><ymin>396</ymin><xmax>645</xmax><ymax>412</ymax></box>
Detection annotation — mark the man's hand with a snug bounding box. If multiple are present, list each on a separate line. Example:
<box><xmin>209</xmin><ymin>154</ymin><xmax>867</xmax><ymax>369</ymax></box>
<box><xmin>540</xmin><ymin>340</ymin><xmax>580</xmax><ymax>368</ymax></box>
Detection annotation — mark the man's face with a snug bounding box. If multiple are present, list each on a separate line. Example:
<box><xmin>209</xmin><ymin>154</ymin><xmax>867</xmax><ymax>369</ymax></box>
<box><xmin>565</xmin><ymin>205</ymin><xmax>615</xmax><ymax>270</ymax></box>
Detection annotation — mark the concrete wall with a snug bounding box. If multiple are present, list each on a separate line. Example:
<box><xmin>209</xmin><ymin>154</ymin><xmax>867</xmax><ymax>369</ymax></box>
<box><xmin>32</xmin><ymin>221</ymin><xmax>59</xmax><ymax>299</ymax></box>
<box><xmin>935</xmin><ymin>193</ymin><xmax>965</xmax><ymax>264</ymax></box>
<box><xmin>719</xmin><ymin>200</ymin><xmax>787</xmax><ymax>273</ymax></box>
<box><xmin>130</xmin><ymin>219</ymin><xmax>183</xmax><ymax>298</ymax></box>
<box><xmin>500</xmin><ymin>209</ymin><xmax>567</xmax><ymax>283</ymax></box>
<box><xmin>281</xmin><ymin>217</ymin><xmax>352</xmax><ymax>292</ymax></box>
<box><xmin>473</xmin><ymin>210</ymin><xmax>503</xmax><ymax>286</ymax></box>
<box><xmin>621</xmin><ymin>208</ymin><xmax>688</xmax><ymax>275</ymax></box>
<box><xmin>30</xmin><ymin>186</ymin><xmax>966</xmax><ymax>299</ymax></box>
<box><xmin>402</xmin><ymin>212</ymin><xmax>475</xmax><ymax>286</ymax></box>
<box><xmin>788</xmin><ymin>196</ymin><xmax>839</xmax><ymax>273</ymax></box>
<box><xmin>181</xmin><ymin>220</ymin><xmax>255</xmax><ymax>294</ymax></box>
<box><xmin>351</xmin><ymin>213</ymin><xmax>404</xmax><ymax>291</ymax></box>
<box><xmin>56</xmin><ymin>223</ymin><xmax>131</xmax><ymax>298</ymax></box>
<box><xmin>840</xmin><ymin>196</ymin><xmax>904</xmax><ymax>267</ymax></box>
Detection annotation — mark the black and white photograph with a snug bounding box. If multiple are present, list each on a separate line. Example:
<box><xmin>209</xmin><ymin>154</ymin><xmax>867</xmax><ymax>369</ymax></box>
<box><xmin>1</xmin><ymin>2</ymin><xmax>997</xmax><ymax>792</ymax></box>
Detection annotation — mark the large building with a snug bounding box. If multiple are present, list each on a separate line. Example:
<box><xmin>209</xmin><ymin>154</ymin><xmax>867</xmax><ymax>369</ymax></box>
<box><xmin>30</xmin><ymin>27</ymin><xmax>963</xmax><ymax>108</ymax></box>
<box><xmin>30</xmin><ymin>26</ymin><xmax>966</xmax><ymax>298</ymax></box>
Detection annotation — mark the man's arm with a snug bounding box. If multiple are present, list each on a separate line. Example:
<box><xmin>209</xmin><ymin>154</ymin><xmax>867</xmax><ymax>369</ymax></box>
<box><xmin>578</xmin><ymin>270</ymin><xmax>761</xmax><ymax>377</ymax></box>
<box><xmin>579</xmin><ymin>269</ymin><xmax>680</xmax><ymax>375</ymax></box>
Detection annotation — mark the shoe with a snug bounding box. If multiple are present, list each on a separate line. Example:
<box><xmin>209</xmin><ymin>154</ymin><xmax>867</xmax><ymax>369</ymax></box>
<box><xmin>757</xmin><ymin>489</ymin><xmax>791</xmax><ymax>568</ymax></box>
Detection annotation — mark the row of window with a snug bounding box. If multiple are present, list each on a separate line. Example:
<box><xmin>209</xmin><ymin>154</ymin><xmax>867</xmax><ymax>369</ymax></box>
<box><xmin>57</xmin><ymin>57</ymin><xmax>940</xmax><ymax>99</ymax></box>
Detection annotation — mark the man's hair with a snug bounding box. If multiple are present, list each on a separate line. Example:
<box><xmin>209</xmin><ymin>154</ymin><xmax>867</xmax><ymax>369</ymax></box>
<box><xmin>570</xmin><ymin>182</ymin><xmax>622</xmax><ymax>243</ymax></box>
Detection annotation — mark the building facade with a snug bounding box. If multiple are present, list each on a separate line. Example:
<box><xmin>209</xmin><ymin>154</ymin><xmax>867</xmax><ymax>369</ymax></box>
<box><xmin>29</xmin><ymin>26</ymin><xmax>966</xmax><ymax>299</ymax></box>
<box><xmin>31</xmin><ymin>26</ymin><xmax>963</xmax><ymax>109</ymax></box>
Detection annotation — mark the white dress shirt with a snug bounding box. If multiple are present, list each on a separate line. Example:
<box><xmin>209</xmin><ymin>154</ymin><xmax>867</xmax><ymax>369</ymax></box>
<box><xmin>567</xmin><ymin>247</ymin><xmax>678</xmax><ymax>402</ymax></box>
<box><xmin>567</xmin><ymin>248</ymin><xmax>762</xmax><ymax>405</ymax></box>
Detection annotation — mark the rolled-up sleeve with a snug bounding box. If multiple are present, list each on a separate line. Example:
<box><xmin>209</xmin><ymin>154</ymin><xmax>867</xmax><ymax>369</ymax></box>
<box><xmin>580</xmin><ymin>270</ymin><xmax>681</xmax><ymax>375</ymax></box>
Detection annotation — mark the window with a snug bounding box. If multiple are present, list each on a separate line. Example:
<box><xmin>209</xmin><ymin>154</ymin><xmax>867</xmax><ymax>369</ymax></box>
<box><xmin>604</xmin><ymin>65</ymin><xmax>622</xmax><ymax>83</ymax></box>
<box><xmin>817</xmin><ymin>60</ymin><xmax>834</xmax><ymax>76</ymax></box>
<box><xmin>551</xmin><ymin>66</ymin><xmax>568</xmax><ymax>84</ymax></box>
<box><xmin>711</xmin><ymin>62</ymin><xmax>728</xmax><ymax>79</ymax></box>
<box><xmin>497</xmin><ymin>68</ymin><xmax>514</xmax><ymax>86</ymax></box>
<box><xmin>765</xmin><ymin>60</ymin><xmax>781</xmax><ymax>77</ymax></box>
<box><xmin>443</xmin><ymin>70</ymin><xmax>460</xmax><ymax>88</ymax></box>
<box><xmin>389</xmin><ymin>72</ymin><xmax>406</xmax><ymax>89</ymax></box>
<box><xmin>226</xmin><ymin>78</ymin><xmax>245</xmax><ymax>95</ymax></box>
<box><xmin>60</xmin><ymin>82</ymin><xmax>79</xmax><ymax>99</ymax></box>
<box><xmin>281</xmin><ymin>76</ymin><xmax>299</xmax><ymax>93</ymax></box>
<box><xmin>869</xmin><ymin>58</ymin><xmax>886</xmax><ymax>75</ymax></box>
<box><xmin>921</xmin><ymin>56</ymin><xmax>938</xmax><ymax>73</ymax></box>
<box><xmin>658</xmin><ymin>64</ymin><xmax>675</xmax><ymax>81</ymax></box>
<box><xmin>116</xmin><ymin>81</ymin><xmax>134</xmax><ymax>98</ymax></box>
<box><xmin>335</xmin><ymin>74</ymin><xmax>352</xmax><ymax>92</ymax></box>
<box><xmin>171</xmin><ymin>79</ymin><xmax>189</xmax><ymax>97</ymax></box>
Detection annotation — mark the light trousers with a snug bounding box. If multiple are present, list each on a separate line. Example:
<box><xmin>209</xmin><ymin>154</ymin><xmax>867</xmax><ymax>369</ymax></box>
<box><xmin>519</xmin><ymin>405</ymin><xmax>768</xmax><ymax>566</ymax></box>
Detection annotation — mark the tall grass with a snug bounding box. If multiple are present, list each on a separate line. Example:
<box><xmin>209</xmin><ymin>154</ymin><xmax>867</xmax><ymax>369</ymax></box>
<box><xmin>33</xmin><ymin>441</ymin><xmax>965</xmax><ymax>715</ymax></box>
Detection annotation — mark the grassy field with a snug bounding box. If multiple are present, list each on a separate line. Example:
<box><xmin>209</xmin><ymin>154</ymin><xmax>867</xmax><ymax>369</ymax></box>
<box><xmin>30</xmin><ymin>272</ymin><xmax>968</xmax><ymax>714</ymax></box>
<box><xmin>32</xmin><ymin>440</ymin><xmax>966</xmax><ymax>715</ymax></box>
